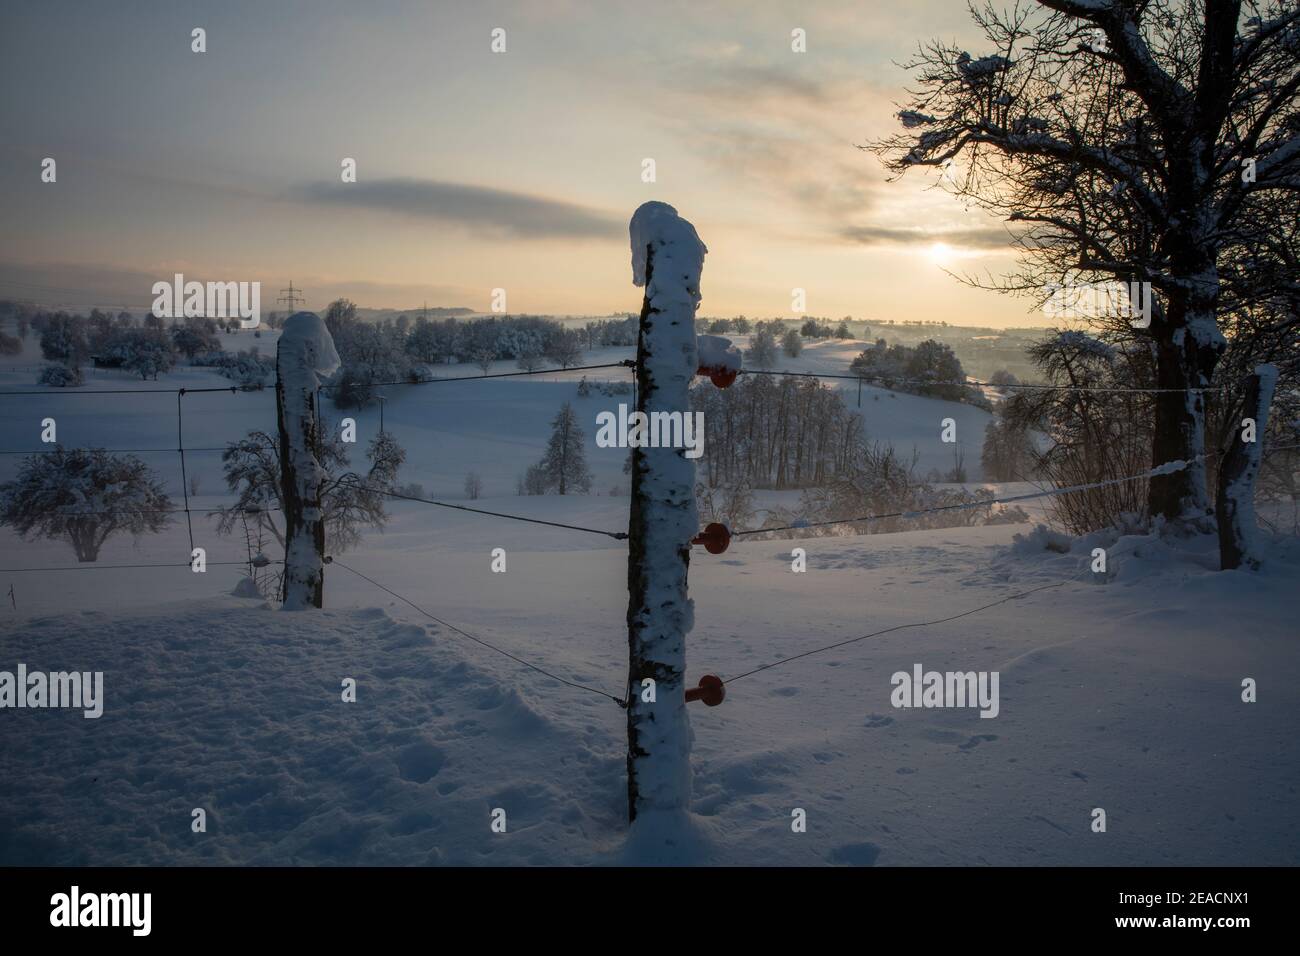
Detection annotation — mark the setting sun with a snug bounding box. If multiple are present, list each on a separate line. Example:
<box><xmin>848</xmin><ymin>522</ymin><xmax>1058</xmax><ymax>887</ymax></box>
<box><xmin>927</xmin><ymin>241</ymin><xmax>955</xmax><ymax>264</ymax></box>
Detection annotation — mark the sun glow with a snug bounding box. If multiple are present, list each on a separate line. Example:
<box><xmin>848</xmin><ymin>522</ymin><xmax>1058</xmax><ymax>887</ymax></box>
<box><xmin>927</xmin><ymin>241</ymin><xmax>955</xmax><ymax>264</ymax></box>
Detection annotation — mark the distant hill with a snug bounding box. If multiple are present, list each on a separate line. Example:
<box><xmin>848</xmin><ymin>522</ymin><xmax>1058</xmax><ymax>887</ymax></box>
<box><xmin>354</xmin><ymin>306</ymin><xmax>474</xmax><ymax>321</ymax></box>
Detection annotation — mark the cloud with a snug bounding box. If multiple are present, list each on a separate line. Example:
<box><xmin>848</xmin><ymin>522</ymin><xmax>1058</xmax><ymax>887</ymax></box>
<box><xmin>638</xmin><ymin>55</ymin><xmax>904</xmax><ymax>239</ymax></box>
<box><xmin>291</xmin><ymin>178</ymin><xmax>621</xmax><ymax>240</ymax></box>
<box><xmin>839</xmin><ymin>223</ymin><xmax>1016</xmax><ymax>250</ymax></box>
<box><xmin>684</xmin><ymin>63</ymin><xmax>836</xmax><ymax>104</ymax></box>
<box><xmin>0</xmin><ymin>259</ymin><xmax>472</xmax><ymax>313</ymax></box>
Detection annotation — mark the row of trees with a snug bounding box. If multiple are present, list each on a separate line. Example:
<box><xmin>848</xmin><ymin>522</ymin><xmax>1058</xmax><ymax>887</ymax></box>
<box><xmin>323</xmin><ymin>299</ymin><xmax>588</xmax><ymax>408</ymax></box>
<box><xmin>23</xmin><ymin>307</ymin><xmax>260</xmax><ymax>384</ymax></box>
<box><xmin>690</xmin><ymin>373</ymin><xmax>866</xmax><ymax>490</ymax></box>
<box><xmin>782</xmin><ymin>443</ymin><xmax>1027</xmax><ymax>537</ymax></box>
<box><xmin>849</xmin><ymin>338</ymin><xmax>990</xmax><ymax>407</ymax></box>
<box><xmin>700</xmin><ymin>315</ymin><xmax>861</xmax><ymax>338</ymax></box>
<box><xmin>698</xmin><ymin>440</ymin><xmax>1027</xmax><ymax>538</ymax></box>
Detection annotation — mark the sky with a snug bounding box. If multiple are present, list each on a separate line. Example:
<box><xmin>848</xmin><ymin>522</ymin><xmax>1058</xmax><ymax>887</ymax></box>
<box><xmin>0</xmin><ymin>0</ymin><xmax>1042</xmax><ymax>326</ymax></box>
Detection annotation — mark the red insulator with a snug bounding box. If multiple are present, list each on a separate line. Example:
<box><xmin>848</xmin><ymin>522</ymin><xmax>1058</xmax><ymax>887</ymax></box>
<box><xmin>691</xmin><ymin>522</ymin><xmax>731</xmax><ymax>554</ymax></box>
<box><xmin>697</xmin><ymin>364</ymin><xmax>739</xmax><ymax>389</ymax></box>
<box><xmin>684</xmin><ymin>674</ymin><xmax>726</xmax><ymax>706</ymax></box>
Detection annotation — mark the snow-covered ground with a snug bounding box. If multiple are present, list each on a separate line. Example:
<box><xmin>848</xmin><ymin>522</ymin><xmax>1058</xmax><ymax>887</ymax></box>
<box><xmin>1</xmin><ymin>336</ymin><xmax>1296</xmax><ymax>865</ymax></box>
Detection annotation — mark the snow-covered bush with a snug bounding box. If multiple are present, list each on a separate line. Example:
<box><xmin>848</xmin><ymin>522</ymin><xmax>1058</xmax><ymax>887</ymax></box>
<box><xmin>519</xmin><ymin>463</ymin><xmax>549</xmax><ymax>495</ymax></box>
<box><xmin>781</xmin><ymin>328</ymin><xmax>803</xmax><ymax>357</ymax></box>
<box><xmin>171</xmin><ymin>323</ymin><xmax>222</xmax><ymax>360</ymax></box>
<box><xmin>849</xmin><ymin>338</ymin><xmax>982</xmax><ymax>405</ymax></box>
<box><xmin>745</xmin><ymin>326</ymin><xmax>778</xmax><ymax>369</ymax></box>
<box><xmin>38</xmin><ymin>363</ymin><xmax>84</xmax><ymax>387</ymax></box>
<box><xmin>327</xmin><ymin>362</ymin><xmax>390</xmax><ymax>409</ymax></box>
<box><xmin>695</xmin><ymin>480</ymin><xmax>754</xmax><ymax>531</ymax></box>
<box><xmin>38</xmin><ymin>314</ymin><xmax>89</xmax><ymax>364</ymax></box>
<box><xmin>544</xmin><ymin>328</ymin><xmax>583</xmax><ymax>368</ymax></box>
<box><xmin>0</xmin><ymin>448</ymin><xmax>172</xmax><ymax>562</ymax></box>
<box><xmin>1003</xmin><ymin>329</ymin><xmax>1155</xmax><ymax>534</ymax></box>
<box><xmin>761</xmin><ymin>444</ymin><xmax>1014</xmax><ymax>537</ymax></box>
<box><xmin>99</xmin><ymin>328</ymin><xmax>176</xmax><ymax>380</ymax></box>
<box><xmin>981</xmin><ymin>411</ymin><xmax>1037</xmax><ymax>481</ymax></box>
<box><xmin>194</xmin><ymin>349</ymin><xmax>275</xmax><ymax>386</ymax></box>
<box><xmin>516</xmin><ymin>348</ymin><xmax>545</xmax><ymax>373</ymax></box>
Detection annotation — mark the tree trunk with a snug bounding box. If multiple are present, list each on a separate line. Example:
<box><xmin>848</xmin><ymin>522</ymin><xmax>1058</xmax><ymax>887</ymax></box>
<box><xmin>1148</xmin><ymin>290</ymin><xmax>1223</xmax><ymax>531</ymax></box>
<box><xmin>1216</xmin><ymin>366</ymin><xmax>1277</xmax><ymax>570</ymax></box>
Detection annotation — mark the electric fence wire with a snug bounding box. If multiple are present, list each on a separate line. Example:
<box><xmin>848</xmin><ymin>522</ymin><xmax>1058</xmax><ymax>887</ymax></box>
<box><xmin>329</xmin><ymin>557</ymin><xmax>627</xmax><ymax>706</ymax></box>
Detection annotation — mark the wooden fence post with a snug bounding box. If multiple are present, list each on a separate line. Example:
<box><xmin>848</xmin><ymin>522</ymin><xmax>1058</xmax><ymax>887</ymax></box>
<box><xmin>1216</xmin><ymin>364</ymin><xmax>1277</xmax><ymax>570</ymax></box>
<box><xmin>276</xmin><ymin>311</ymin><xmax>340</xmax><ymax>609</ymax></box>
<box><xmin>625</xmin><ymin>202</ymin><xmax>707</xmax><ymax>824</ymax></box>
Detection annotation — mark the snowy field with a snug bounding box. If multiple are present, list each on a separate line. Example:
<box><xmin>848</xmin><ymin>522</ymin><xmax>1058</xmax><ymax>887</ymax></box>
<box><xmin>1</xmin><ymin>336</ymin><xmax>1297</xmax><ymax>865</ymax></box>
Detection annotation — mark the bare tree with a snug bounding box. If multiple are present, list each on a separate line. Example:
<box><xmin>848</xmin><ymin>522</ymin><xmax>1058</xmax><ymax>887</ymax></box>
<box><xmin>545</xmin><ymin>328</ymin><xmax>584</xmax><ymax>369</ymax></box>
<box><xmin>516</xmin><ymin>348</ymin><xmax>544</xmax><ymax>374</ymax></box>
<box><xmin>871</xmin><ymin>0</ymin><xmax>1300</xmax><ymax>531</ymax></box>
<box><xmin>464</xmin><ymin>472</ymin><xmax>484</xmax><ymax>500</ymax></box>
<box><xmin>215</xmin><ymin>427</ymin><xmax>405</xmax><ymax>556</ymax></box>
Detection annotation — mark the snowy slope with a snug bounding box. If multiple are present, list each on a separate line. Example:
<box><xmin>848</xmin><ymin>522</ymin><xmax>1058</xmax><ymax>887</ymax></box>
<box><xmin>0</xmin><ymin>338</ymin><xmax>992</xmax><ymax>506</ymax></box>
<box><xmin>2</xmin><ymin>522</ymin><xmax>1296</xmax><ymax>866</ymax></box>
<box><xmin>3</xmin><ymin>331</ymin><xmax>1294</xmax><ymax>867</ymax></box>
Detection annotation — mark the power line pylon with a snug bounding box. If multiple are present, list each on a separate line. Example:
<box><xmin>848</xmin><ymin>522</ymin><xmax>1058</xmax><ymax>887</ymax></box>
<box><xmin>278</xmin><ymin>281</ymin><xmax>306</xmax><ymax>314</ymax></box>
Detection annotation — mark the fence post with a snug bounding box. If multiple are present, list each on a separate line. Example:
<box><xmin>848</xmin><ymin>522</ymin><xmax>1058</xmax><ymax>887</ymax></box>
<box><xmin>1215</xmin><ymin>365</ymin><xmax>1277</xmax><ymax>570</ymax></box>
<box><xmin>275</xmin><ymin>311</ymin><xmax>340</xmax><ymax>609</ymax></box>
<box><xmin>625</xmin><ymin>202</ymin><xmax>707</xmax><ymax>824</ymax></box>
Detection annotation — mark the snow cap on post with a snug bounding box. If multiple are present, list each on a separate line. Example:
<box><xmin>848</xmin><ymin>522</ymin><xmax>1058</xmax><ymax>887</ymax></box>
<box><xmin>278</xmin><ymin>311</ymin><xmax>341</xmax><ymax>393</ymax></box>
<box><xmin>278</xmin><ymin>311</ymin><xmax>339</xmax><ymax>499</ymax></box>
<box><xmin>630</xmin><ymin>201</ymin><xmax>708</xmax><ymax>308</ymax></box>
